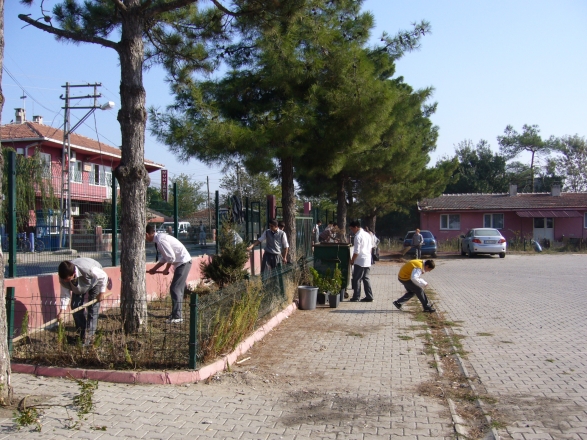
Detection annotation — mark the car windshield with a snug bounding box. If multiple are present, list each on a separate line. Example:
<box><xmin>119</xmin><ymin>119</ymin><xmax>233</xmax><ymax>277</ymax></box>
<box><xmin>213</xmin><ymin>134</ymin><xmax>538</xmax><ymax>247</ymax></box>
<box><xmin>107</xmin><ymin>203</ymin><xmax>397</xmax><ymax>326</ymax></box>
<box><xmin>474</xmin><ymin>229</ymin><xmax>501</xmax><ymax>237</ymax></box>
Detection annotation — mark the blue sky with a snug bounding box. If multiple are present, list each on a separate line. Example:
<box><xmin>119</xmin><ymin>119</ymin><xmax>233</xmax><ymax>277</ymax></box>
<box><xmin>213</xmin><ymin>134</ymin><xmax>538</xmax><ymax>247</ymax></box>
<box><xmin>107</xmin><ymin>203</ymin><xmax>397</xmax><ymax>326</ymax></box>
<box><xmin>3</xmin><ymin>0</ymin><xmax>587</xmax><ymax>191</ymax></box>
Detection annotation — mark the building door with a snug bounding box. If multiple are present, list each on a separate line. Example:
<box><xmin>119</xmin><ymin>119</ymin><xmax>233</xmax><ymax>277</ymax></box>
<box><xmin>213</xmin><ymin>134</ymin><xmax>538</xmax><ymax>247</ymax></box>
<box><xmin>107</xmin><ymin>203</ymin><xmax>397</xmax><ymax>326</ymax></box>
<box><xmin>533</xmin><ymin>217</ymin><xmax>554</xmax><ymax>242</ymax></box>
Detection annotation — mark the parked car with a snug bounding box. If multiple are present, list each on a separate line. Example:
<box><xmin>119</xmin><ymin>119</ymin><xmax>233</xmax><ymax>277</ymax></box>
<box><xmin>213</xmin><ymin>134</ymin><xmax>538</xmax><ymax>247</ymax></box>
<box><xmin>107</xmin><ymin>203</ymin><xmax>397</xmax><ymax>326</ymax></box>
<box><xmin>158</xmin><ymin>221</ymin><xmax>191</xmax><ymax>236</ymax></box>
<box><xmin>460</xmin><ymin>228</ymin><xmax>506</xmax><ymax>258</ymax></box>
<box><xmin>403</xmin><ymin>230</ymin><xmax>438</xmax><ymax>257</ymax></box>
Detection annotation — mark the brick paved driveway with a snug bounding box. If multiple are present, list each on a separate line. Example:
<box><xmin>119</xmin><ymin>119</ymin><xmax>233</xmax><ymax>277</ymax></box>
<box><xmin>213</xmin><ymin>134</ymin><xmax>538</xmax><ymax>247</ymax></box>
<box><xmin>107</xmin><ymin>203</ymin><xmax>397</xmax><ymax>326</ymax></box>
<box><xmin>429</xmin><ymin>253</ymin><xmax>587</xmax><ymax>440</ymax></box>
<box><xmin>1</xmin><ymin>262</ymin><xmax>454</xmax><ymax>439</ymax></box>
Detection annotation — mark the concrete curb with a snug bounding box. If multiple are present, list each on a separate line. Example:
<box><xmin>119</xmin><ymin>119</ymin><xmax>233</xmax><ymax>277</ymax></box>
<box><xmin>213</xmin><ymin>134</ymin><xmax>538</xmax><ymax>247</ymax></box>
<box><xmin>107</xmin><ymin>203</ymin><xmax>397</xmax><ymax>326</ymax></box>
<box><xmin>11</xmin><ymin>302</ymin><xmax>298</xmax><ymax>385</ymax></box>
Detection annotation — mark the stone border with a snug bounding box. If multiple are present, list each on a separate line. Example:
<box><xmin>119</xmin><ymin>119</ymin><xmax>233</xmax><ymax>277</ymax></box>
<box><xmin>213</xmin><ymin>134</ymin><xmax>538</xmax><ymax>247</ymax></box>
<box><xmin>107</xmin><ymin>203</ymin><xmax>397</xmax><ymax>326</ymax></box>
<box><xmin>11</xmin><ymin>302</ymin><xmax>298</xmax><ymax>385</ymax></box>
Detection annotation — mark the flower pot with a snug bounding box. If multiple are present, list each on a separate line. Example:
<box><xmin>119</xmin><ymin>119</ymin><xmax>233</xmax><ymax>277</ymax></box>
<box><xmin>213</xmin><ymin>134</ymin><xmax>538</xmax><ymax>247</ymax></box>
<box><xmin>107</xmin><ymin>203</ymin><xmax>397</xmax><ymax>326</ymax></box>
<box><xmin>317</xmin><ymin>292</ymin><xmax>326</xmax><ymax>305</ymax></box>
<box><xmin>328</xmin><ymin>293</ymin><xmax>340</xmax><ymax>308</ymax></box>
<box><xmin>298</xmin><ymin>286</ymin><xmax>318</xmax><ymax>310</ymax></box>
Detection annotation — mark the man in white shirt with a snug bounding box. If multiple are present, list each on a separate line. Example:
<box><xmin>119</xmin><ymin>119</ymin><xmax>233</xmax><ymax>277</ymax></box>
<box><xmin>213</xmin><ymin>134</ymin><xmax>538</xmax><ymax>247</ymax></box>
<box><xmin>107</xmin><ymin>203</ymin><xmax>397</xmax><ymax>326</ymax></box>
<box><xmin>58</xmin><ymin>258</ymin><xmax>110</xmax><ymax>343</ymax></box>
<box><xmin>349</xmin><ymin>221</ymin><xmax>374</xmax><ymax>302</ymax></box>
<box><xmin>146</xmin><ymin>224</ymin><xmax>192</xmax><ymax>323</ymax></box>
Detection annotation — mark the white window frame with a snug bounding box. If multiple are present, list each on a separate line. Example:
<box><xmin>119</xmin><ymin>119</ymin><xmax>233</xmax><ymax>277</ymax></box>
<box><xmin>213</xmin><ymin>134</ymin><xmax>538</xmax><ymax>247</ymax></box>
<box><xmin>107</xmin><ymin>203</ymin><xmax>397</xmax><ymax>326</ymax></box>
<box><xmin>89</xmin><ymin>164</ymin><xmax>111</xmax><ymax>187</ymax></box>
<box><xmin>440</xmin><ymin>214</ymin><xmax>460</xmax><ymax>230</ymax></box>
<box><xmin>70</xmin><ymin>152</ymin><xmax>83</xmax><ymax>183</ymax></box>
<box><xmin>39</xmin><ymin>152</ymin><xmax>52</xmax><ymax>177</ymax></box>
<box><xmin>483</xmin><ymin>213</ymin><xmax>504</xmax><ymax>229</ymax></box>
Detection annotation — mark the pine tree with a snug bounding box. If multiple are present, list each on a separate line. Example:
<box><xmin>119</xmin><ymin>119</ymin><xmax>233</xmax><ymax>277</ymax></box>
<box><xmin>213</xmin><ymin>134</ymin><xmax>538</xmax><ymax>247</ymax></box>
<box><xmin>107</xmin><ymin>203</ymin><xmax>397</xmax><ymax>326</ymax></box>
<box><xmin>17</xmin><ymin>0</ymin><xmax>264</xmax><ymax>332</ymax></box>
<box><xmin>151</xmin><ymin>0</ymin><xmax>430</xmax><ymax>255</ymax></box>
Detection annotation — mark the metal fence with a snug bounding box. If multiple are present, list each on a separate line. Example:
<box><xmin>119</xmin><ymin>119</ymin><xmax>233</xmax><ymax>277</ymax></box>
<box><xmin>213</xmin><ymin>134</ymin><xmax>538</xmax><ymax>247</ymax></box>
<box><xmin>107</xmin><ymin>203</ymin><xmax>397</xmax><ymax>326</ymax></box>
<box><xmin>7</xmin><ymin>265</ymin><xmax>297</xmax><ymax>370</ymax></box>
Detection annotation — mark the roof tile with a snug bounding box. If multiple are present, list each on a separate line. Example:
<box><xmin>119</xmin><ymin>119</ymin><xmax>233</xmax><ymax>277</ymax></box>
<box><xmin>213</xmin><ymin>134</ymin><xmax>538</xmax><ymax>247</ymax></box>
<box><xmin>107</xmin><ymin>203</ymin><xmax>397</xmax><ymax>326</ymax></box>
<box><xmin>420</xmin><ymin>192</ymin><xmax>587</xmax><ymax>211</ymax></box>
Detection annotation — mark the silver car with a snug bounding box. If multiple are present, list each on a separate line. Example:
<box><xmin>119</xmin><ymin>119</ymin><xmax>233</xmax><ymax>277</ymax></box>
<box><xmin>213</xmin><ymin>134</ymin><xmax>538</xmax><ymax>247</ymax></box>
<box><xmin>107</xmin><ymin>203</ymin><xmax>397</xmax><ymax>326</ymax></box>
<box><xmin>460</xmin><ymin>228</ymin><xmax>506</xmax><ymax>258</ymax></box>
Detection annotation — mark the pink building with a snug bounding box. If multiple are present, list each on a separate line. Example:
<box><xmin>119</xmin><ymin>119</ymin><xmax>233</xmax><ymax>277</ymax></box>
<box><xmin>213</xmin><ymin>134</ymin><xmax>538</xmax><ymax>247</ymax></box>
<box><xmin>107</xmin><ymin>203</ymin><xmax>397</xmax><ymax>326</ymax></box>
<box><xmin>419</xmin><ymin>184</ymin><xmax>587</xmax><ymax>244</ymax></box>
<box><xmin>1</xmin><ymin>111</ymin><xmax>164</xmax><ymax>233</ymax></box>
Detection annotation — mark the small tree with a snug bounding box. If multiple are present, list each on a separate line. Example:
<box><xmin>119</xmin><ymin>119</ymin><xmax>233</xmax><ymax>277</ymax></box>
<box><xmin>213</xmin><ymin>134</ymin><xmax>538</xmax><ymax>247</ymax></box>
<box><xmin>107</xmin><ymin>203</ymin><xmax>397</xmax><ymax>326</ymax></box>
<box><xmin>552</xmin><ymin>135</ymin><xmax>587</xmax><ymax>192</ymax></box>
<box><xmin>498</xmin><ymin>124</ymin><xmax>551</xmax><ymax>192</ymax></box>
<box><xmin>201</xmin><ymin>222</ymin><xmax>249</xmax><ymax>288</ymax></box>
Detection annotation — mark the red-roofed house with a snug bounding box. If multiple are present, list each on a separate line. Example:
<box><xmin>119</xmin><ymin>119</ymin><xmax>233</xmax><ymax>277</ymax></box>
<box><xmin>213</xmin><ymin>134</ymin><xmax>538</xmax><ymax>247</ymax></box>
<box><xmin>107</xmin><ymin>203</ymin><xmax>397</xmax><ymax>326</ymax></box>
<box><xmin>419</xmin><ymin>184</ymin><xmax>587</xmax><ymax>243</ymax></box>
<box><xmin>1</xmin><ymin>111</ymin><xmax>164</xmax><ymax>237</ymax></box>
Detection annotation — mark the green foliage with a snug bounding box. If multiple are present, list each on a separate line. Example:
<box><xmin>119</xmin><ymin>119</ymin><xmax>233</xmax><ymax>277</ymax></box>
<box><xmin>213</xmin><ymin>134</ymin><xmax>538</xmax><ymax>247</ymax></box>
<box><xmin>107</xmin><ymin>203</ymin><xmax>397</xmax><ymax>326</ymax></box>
<box><xmin>70</xmin><ymin>378</ymin><xmax>99</xmax><ymax>428</ymax></box>
<box><xmin>169</xmin><ymin>173</ymin><xmax>207</xmax><ymax>217</ymax></box>
<box><xmin>220</xmin><ymin>167</ymin><xmax>281</xmax><ymax>204</ymax></box>
<box><xmin>13</xmin><ymin>397</ymin><xmax>42</xmax><ymax>432</ymax></box>
<box><xmin>551</xmin><ymin>135</ymin><xmax>587</xmax><ymax>192</ymax></box>
<box><xmin>445</xmin><ymin>139</ymin><xmax>508</xmax><ymax>194</ymax></box>
<box><xmin>498</xmin><ymin>124</ymin><xmax>551</xmax><ymax>191</ymax></box>
<box><xmin>201</xmin><ymin>222</ymin><xmax>249</xmax><ymax>288</ymax></box>
<box><xmin>20</xmin><ymin>311</ymin><xmax>29</xmax><ymax>339</ymax></box>
<box><xmin>310</xmin><ymin>264</ymin><xmax>342</xmax><ymax>295</ymax></box>
<box><xmin>1</xmin><ymin>149</ymin><xmax>58</xmax><ymax>230</ymax></box>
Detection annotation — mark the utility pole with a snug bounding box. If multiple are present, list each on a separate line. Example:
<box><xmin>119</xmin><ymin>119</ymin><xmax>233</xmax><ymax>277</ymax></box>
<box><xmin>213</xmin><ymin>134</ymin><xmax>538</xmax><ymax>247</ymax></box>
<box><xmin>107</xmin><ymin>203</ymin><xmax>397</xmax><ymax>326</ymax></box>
<box><xmin>60</xmin><ymin>82</ymin><xmax>114</xmax><ymax>250</ymax></box>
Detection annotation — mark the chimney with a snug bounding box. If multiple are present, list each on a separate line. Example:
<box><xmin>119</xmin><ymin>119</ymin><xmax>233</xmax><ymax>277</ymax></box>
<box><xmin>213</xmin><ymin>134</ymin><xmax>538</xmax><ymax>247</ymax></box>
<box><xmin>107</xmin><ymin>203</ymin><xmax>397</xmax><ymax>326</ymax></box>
<box><xmin>509</xmin><ymin>184</ymin><xmax>517</xmax><ymax>196</ymax></box>
<box><xmin>32</xmin><ymin>115</ymin><xmax>43</xmax><ymax>124</ymax></box>
<box><xmin>15</xmin><ymin>108</ymin><xmax>26</xmax><ymax>124</ymax></box>
<box><xmin>551</xmin><ymin>183</ymin><xmax>561</xmax><ymax>197</ymax></box>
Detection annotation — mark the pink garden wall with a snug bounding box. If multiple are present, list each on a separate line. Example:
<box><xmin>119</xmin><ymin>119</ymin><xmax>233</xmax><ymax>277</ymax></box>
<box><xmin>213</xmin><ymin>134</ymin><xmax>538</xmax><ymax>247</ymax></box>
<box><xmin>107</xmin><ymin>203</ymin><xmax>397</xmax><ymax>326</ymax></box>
<box><xmin>5</xmin><ymin>251</ymin><xmax>263</xmax><ymax>337</ymax></box>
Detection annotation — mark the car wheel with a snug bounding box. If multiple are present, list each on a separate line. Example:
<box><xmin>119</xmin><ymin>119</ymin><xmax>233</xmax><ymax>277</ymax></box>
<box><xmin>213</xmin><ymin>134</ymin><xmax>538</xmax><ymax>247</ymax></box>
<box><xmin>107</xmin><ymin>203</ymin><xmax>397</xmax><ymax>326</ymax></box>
<box><xmin>499</xmin><ymin>252</ymin><xmax>506</xmax><ymax>258</ymax></box>
<box><xmin>431</xmin><ymin>252</ymin><xmax>437</xmax><ymax>258</ymax></box>
<box><xmin>468</xmin><ymin>246</ymin><xmax>475</xmax><ymax>258</ymax></box>
<box><xmin>460</xmin><ymin>246</ymin><xmax>466</xmax><ymax>256</ymax></box>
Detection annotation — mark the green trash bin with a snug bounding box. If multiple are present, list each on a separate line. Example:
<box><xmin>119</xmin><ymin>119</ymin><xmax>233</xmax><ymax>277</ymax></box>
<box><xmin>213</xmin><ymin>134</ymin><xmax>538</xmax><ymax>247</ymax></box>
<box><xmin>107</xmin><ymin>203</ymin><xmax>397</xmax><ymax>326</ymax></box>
<box><xmin>313</xmin><ymin>243</ymin><xmax>352</xmax><ymax>302</ymax></box>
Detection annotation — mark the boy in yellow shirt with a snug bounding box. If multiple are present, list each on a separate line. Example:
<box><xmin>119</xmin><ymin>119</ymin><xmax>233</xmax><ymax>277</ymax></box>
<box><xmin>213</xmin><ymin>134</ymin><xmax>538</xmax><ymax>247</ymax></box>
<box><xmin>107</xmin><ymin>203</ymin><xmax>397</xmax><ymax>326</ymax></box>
<box><xmin>393</xmin><ymin>259</ymin><xmax>436</xmax><ymax>312</ymax></box>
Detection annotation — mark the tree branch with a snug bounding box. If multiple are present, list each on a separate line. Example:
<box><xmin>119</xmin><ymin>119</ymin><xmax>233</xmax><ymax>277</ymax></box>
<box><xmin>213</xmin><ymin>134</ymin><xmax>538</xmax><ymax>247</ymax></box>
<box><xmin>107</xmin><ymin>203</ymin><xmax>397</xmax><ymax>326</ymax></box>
<box><xmin>110</xmin><ymin>0</ymin><xmax>127</xmax><ymax>13</ymax></box>
<box><xmin>18</xmin><ymin>14</ymin><xmax>119</xmax><ymax>50</ymax></box>
<box><xmin>145</xmin><ymin>0</ymin><xmax>198</xmax><ymax>18</ymax></box>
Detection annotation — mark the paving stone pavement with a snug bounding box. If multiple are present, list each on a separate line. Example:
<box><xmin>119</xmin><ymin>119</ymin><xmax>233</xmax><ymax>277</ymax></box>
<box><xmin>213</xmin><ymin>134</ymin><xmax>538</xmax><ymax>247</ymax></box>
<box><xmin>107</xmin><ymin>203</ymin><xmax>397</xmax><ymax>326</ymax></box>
<box><xmin>0</xmin><ymin>261</ymin><xmax>455</xmax><ymax>439</ymax></box>
<box><xmin>428</xmin><ymin>253</ymin><xmax>587</xmax><ymax>440</ymax></box>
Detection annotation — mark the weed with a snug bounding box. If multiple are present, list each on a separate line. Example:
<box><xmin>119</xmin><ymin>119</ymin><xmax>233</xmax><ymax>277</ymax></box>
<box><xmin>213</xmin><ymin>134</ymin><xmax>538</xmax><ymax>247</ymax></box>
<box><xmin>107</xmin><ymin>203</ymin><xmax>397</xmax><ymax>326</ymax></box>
<box><xmin>20</xmin><ymin>311</ymin><xmax>29</xmax><ymax>339</ymax></box>
<box><xmin>490</xmin><ymin>419</ymin><xmax>507</xmax><ymax>430</ymax></box>
<box><xmin>346</xmin><ymin>332</ymin><xmax>364</xmax><ymax>338</ymax></box>
<box><xmin>476</xmin><ymin>332</ymin><xmax>493</xmax><ymax>337</ymax></box>
<box><xmin>398</xmin><ymin>335</ymin><xmax>413</xmax><ymax>340</ymax></box>
<box><xmin>13</xmin><ymin>396</ymin><xmax>42</xmax><ymax>431</ymax></box>
<box><xmin>546</xmin><ymin>358</ymin><xmax>555</xmax><ymax>363</ymax></box>
<box><xmin>13</xmin><ymin>377</ymin><xmax>100</xmax><ymax>432</ymax></box>
<box><xmin>500</xmin><ymin>340</ymin><xmax>513</xmax><ymax>344</ymax></box>
<box><xmin>69</xmin><ymin>378</ymin><xmax>99</xmax><ymax>429</ymax></box>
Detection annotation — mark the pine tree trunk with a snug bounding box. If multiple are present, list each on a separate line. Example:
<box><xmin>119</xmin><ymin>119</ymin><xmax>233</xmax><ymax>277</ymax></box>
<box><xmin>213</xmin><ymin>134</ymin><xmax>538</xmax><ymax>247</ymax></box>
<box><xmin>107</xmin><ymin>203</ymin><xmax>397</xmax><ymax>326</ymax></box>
<box><xmin>113</xmin><ymin>4</ymin><xmax>149</xmax><ymax>334</ymax></box>
<box><xmin>0</xmin><ymin>0</ymin><xmax>11</xmax><ymax>404</ymax></box>
<box><xmin>281</xmin><ymin>156</ymin><xmax>296</xmax><ymax>262</ymax></box>
<box><xmin>364</xmin><ymin>213</ymin><xmax>377</xmax><ymax>233</ymax></box>
<box><xmin>336</xmin><ymin>174</ymin><xmax>348</xmax><ymax>241</ymax></box>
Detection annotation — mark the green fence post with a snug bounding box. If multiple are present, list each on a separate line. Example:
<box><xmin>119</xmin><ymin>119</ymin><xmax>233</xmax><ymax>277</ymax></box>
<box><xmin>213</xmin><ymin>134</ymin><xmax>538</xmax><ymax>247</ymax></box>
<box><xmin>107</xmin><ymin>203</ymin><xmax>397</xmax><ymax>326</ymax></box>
<box><xmin>7</xmin><ymin>151</ymin><xmax>17</xmax><ymax>278</ymax></box>
<box><xmin>6</xmin><ymin>287</ymin><xmax>15</xmax><ymax>355</ymax></box>
<box><xmin>188</xmin><ymin>292</ymin><xmax>198</xmax><ymax>370</ymax></box>
<box><xmin>215</xmin><ymin>190</ymin><xmax>220</xmax><ymax>255</ymax></box>
<box><xmin>111</xmin><ymin>176</ymin><xmax>118</xmax><ymax>267</ymax></box>
<box><xmin>173</xmin><ymin>182</ymin><xmax>179</xmax><ymax>239</ymax></box>
<box><xmin>245</xmin><ymin>197</ymin><xmax>250</xmax><ymax>242</ymax></box>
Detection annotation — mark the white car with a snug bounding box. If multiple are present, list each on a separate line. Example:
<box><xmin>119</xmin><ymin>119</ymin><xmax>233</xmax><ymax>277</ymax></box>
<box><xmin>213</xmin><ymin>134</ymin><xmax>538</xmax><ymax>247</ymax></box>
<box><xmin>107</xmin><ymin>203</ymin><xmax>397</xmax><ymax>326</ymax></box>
<box><xmin>460</xmin><ymin>228</ymin><xmax>506</xmax><ymax>258</ymax></box>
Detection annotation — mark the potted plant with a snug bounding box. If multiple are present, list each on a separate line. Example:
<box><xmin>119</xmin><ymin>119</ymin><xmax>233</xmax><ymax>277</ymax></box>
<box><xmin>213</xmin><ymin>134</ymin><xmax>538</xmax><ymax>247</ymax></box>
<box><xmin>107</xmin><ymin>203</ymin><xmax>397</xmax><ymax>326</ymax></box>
<box><xmin>310</xmin><ymin>265</ymin><xmax>343</xmax><ymax>308</ymax></box>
